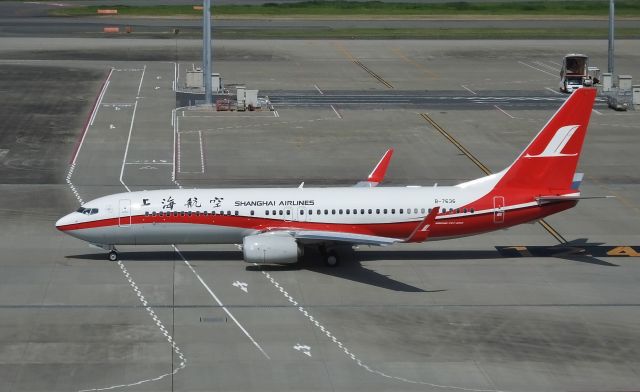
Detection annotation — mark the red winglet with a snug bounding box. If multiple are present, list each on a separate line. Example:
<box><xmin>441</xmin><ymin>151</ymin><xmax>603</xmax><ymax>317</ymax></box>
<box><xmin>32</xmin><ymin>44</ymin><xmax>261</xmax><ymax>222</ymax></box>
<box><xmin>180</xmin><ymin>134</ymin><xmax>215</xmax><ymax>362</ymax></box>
<box><xmin>405</xmin><ymin>206</ymin><xmax>440</xmax><ymax>243</ymax></box>
<box><xmin>367</xmin><ymin>148</ymin><xmax>394</xmax><ymax>183</ymax></box>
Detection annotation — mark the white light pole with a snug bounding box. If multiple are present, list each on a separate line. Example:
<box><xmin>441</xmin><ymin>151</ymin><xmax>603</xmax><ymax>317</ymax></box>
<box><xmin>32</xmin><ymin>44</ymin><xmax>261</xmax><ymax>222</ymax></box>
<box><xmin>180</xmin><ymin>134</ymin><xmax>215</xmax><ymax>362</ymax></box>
<box><xmin>203</xmin><ymin>0</ymin><xmax>212</xmax><ymax>105</ymax></box>
<box><xmin>608</xmin><ymin>0</ymin><xmax>614</xmax><ymax>75</ymax></box>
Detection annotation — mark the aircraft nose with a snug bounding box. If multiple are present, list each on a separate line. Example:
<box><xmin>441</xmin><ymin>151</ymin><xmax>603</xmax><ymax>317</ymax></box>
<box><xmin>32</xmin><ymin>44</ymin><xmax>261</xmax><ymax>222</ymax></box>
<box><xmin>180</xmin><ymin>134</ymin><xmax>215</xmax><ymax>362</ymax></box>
<box><xmin>55</xmin><ymin>213</ymin><xmax>74</xmax><ymax>231</ymax></box>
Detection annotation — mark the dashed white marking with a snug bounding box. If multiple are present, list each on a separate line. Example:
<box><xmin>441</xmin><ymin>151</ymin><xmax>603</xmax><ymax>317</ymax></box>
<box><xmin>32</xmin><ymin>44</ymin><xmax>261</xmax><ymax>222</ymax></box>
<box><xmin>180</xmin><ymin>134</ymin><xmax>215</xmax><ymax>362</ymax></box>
<box><xmin>592</xmin><ymin>109</ymin><xmax>603</xmax><ymax>115</ymax></box>
<box><xmin>78</xmin><ymin>259</ymin><xmax>186</xmax><ymax>392</ymax></box>
<box><xmin>330</xmin><ymin>104</ymin><xmax>342</xmax><ymax>119</ymax></box>
<box><xmin>109</xmin><ymin>124</ymin><xmax>115</xmax><ymax>129</ymax></box>
<box><xmin>232</xmin><ymin>281</ymin><xmax>248</xmax><ymax>293</ymax></box>
<box><xmin>89</xmin><ymin>79</ymin><xmax>110</xmax><ymax>126</ymax></box>
<box><xmin>293</xmin><ymin>343</ymin><xmax>312</xmax><ymax>357</ymax></box>
<box><xmin>259</xmin><ymin>269</ymin><xmax>506</xmax><ymax>392</ymax></box>
<box><xmin>198</xmin><ymin>130</ymin><xmax>205</xmax><ymax>174</ymax></box>
<box><xmin>173</xmin><ymin>246</ymin><xmax>270</xmax><ymax>359</ymax></box>
<box><xmin>314</xmin><ymin>84</ymin><xmax>324</xmax><ymax>95</ymax></box>
<box><xmin>461</xmin><ymin>85</ymin><xmax>476</xmax><ymax>95</ymax></box>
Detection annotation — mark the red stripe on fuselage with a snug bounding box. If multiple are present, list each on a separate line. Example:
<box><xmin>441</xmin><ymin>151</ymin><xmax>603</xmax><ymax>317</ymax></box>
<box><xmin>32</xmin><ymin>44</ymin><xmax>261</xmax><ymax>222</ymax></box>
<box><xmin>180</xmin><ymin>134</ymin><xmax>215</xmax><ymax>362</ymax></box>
<box><xmin>57</xmin><ymin>201</ymin><xmax>576</xmax><ymax>240</ymax></box>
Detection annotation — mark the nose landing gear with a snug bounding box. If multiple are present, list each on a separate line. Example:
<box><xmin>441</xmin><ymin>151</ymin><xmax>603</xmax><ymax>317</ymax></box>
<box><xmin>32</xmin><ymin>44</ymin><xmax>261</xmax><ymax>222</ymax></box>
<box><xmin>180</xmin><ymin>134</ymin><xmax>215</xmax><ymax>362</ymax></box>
<box><xmin>108</xmin><ymin>250</ymin><xmax>118</xmax><ymax>261</ymax></box>
<box><xmin>319</xmin><ymin>245</ymin><xmax>340</xmax><ymax>267</ymax></box>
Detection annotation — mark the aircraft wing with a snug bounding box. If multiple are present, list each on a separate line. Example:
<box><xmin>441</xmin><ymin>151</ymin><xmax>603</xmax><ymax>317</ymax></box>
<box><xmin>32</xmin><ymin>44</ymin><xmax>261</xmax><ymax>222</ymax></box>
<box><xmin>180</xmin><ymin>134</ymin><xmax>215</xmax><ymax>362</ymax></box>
<box><xmin>291</xmin><ymin>230</ymin><xmax>401</xmax><ymax>246</ymax></box>
<box><xmin>353</xmin><ymin>148</ymin><xmax>394</xmax><ymax>187</ymax></box>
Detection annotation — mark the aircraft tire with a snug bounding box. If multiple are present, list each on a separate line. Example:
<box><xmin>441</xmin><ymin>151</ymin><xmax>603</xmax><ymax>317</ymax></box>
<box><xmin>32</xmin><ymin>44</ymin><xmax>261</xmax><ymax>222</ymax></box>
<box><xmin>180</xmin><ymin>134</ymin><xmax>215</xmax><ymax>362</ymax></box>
<box><xmin>325</xmin><ymin>251</ymin><xmax>339</xmax><ymax>267</ymax></box>
<box><xmin>108</xmin><ymin>251</ymin><xmax>118</xmax><ymax>261</ymax></box>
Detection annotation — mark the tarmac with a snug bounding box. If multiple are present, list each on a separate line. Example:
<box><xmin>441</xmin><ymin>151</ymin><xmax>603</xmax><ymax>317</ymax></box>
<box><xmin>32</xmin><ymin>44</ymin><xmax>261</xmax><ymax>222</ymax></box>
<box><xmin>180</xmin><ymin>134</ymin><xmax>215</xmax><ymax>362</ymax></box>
<box><xmin>1</xmin><ymin>37</ymin><xmax>640</xmax><ymax>391</ymax></box>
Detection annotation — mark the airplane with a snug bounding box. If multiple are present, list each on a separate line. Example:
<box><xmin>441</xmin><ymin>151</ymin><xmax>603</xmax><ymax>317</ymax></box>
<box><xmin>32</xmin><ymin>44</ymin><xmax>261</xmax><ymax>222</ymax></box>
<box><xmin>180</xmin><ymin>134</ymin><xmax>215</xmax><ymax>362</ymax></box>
<box><xmin>57</xmin><ymin>87</ymin><xmax>597</xmax><ymax>266</ymax></box>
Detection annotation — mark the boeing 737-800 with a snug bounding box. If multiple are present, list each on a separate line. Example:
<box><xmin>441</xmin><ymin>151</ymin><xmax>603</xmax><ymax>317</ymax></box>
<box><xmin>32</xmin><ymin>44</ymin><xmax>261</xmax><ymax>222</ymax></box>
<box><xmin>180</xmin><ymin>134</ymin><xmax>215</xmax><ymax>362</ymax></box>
<box><xmin>57</xmin><ymin>88</ymin><xmax>597</xmax><ymax>266</ymax></box>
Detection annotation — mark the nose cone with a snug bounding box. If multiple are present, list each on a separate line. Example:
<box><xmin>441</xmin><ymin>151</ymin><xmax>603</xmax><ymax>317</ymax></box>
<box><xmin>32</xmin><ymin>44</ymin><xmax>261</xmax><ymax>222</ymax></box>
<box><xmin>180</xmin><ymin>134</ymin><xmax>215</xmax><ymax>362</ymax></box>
<box><xmin>56</xmin><ymin>213</ymin><xmax>74</xmax><ymax>232</ymax></box>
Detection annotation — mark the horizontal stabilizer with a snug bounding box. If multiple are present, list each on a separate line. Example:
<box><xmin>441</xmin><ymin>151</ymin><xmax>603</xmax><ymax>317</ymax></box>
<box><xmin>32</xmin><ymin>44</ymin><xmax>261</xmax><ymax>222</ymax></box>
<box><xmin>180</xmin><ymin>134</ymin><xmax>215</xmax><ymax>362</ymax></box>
<box><xmin>536</xmin><ymin>195</ymin><xmax>614</xmax><ymax>204</ymax></box>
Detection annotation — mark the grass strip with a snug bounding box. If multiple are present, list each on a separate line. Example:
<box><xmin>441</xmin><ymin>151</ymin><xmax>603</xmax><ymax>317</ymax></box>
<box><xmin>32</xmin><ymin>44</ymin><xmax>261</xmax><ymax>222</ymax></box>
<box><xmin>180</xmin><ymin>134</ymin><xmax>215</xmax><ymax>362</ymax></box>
<box><xmin>52</xmin><ymin>1</ymin><xmax>640</xmax><ymax>17</ymax></box>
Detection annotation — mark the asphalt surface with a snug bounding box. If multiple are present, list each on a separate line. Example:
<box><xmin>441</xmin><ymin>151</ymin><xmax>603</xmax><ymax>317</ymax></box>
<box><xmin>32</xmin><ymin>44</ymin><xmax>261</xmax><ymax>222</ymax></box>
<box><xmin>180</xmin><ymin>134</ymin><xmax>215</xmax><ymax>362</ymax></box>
<box><xmin>1</xmin><ymin>36</ymin><xmax>640</xmax><ymax>392</ymax></box>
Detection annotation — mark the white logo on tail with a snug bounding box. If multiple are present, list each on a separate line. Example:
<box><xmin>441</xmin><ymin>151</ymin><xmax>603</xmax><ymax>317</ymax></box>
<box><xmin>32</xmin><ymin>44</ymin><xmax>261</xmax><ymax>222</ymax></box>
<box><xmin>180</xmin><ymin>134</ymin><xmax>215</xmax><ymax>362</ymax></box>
<box><xmin>525</xmin><ymin>125</ymin><xmax>579</xmax><ymax>158</ymax></box>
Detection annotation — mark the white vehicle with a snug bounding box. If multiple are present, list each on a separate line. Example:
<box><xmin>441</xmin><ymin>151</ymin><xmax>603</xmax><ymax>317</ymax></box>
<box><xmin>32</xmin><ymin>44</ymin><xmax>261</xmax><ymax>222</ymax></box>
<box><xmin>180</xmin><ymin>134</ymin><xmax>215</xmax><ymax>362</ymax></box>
<box><xmin>560</xmin><ymin>54</ymin><xmax>590</xmax><ymax>93</ymax></box>
<box><xmin>58</xmin><ymin>89</ymin><xmax>598</xmax><ymax>266</ymax></box>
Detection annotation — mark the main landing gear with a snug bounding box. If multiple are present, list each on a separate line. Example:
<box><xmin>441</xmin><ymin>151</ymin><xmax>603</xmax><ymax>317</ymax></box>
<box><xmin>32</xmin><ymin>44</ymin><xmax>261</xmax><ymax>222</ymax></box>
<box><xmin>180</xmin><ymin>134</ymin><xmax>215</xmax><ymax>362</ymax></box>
<box><xmin>319</xmin><ymin>246</ymin><xmax>340</xmax><ymax>267</ymax></box>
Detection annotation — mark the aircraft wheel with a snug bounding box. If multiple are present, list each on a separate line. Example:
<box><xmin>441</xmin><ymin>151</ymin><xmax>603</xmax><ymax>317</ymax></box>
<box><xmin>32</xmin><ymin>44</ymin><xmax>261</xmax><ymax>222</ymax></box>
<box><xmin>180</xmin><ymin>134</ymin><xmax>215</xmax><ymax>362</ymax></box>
<box><xmin>325</xmin><ymin>251</ymin><xmax>339</xmax><ymax>267</ymax></box>
<box><xmin>108</xmin><ymin>250</ymin><xmax>118</xmax><ymax>261</ymax></box>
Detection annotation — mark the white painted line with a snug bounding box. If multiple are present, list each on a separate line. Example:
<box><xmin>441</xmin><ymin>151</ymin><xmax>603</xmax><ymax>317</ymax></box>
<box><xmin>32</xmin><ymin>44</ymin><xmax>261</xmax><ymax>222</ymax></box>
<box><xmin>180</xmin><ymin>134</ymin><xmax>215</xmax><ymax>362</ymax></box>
<box><xmin>494</xmin><ymin>105</ymin><xmax>515</xmax><ymax>119</ymax></box>
<box><xmin>592</xmin><ymin>109</ymin><xmax>603</xmax><ymax>115</ymax></box>
<box><xmin>78</xmin><ymin>259</ymin><xmax>187</xmax><ymax>392</ymax></box>
<box><xmin>545</xmin><ymin>87</ymin><xmax>563</xmax><ymax>95</ymax></box>
<box><xmin>533</xmin><ymin>61</ymin><xmax>558</xmax><ymax>72</ymax></box>
<box><xmin>273</xmin><ymin>110</ymin><xmax>280</xmax><ymax>118</ymax></box>
<box><xmin>136</xmin><ymin>65</ymin><xmax>146</xmax><ymax>96</ymax></box>
<box><xmin>549</xmin><ymin>60</ymin><xmax>562</xmax><ymax>66</ymax></box>
<box><xmin>461</xmin><ymin>85</ymin><xmax>476</xmax><ymax>95</ymax></box>
<box><xmin>198</xmin><ymin>130</ymin><xmax>205</xmax><ymax>174</ymax></box>
<box><xmin>125</xmin><ymin>162</ymin><xmax>173</xmax><ymax>165</ymax></box>
<box><xmin>89</xmin><ymin>81</ymin><xmax>110</xmax><ymax>126</ymax></box>
<box><xmin>259</xmin><ymin>269</ymin><xmax>504</xmax><ymax>391</ymax></box>
<box><xmin>314</xmin><ymin>84</ymin><xmax>324</xmax><ymax>95</ymax></box>
<box><xmin>173</xmin><ymin>246</ymin><xmax>270</xmax><ymax>359</ymax></box>
<box><xmin>518</xmin><ymin>61</ymin><xmax>556</xmax><ymax>77</ymax></box>
<box><xmin>119</xmin><ymin>100</ymin><xmax>138</xmax><ymax>193</ymax></box>
<box><xmin>330</xmin><ymin>104</ymin><xmax>343</xmax><ymax>119</ymax></box>
<box><xmin>176</xmin><ymin>125</ymin><xmax>182</xmax><ymax>174</ymax></box>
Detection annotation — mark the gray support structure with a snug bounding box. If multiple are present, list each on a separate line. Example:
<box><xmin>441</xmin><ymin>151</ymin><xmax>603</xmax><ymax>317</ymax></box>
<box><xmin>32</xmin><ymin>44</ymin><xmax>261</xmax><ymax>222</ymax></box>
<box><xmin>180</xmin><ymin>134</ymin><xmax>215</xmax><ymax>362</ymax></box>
<box><xmin>203</xmin><ymin>0</ymin><xmax>212</xmax><ymax>105</ymax></box>
<box><xmin>608</xmin><ymin>0</ymin><xmax>615</xmax><ymax>75</ymax></box>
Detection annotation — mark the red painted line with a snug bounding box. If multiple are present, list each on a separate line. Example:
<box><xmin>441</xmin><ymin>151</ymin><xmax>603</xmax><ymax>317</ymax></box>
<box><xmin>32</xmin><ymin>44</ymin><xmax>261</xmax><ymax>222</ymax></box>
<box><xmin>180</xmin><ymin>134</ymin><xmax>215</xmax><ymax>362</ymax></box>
<box><xmin>69</xmin><ymin>68</ymin><xmax>113</xmax><ymax>165</ymax></box>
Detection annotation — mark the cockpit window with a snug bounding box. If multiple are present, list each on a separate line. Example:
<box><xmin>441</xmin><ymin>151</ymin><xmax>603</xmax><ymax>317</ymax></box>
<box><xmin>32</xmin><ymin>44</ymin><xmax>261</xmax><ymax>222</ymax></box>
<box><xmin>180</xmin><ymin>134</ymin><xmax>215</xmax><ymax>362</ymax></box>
<box><xmin>76</xmin><ymin>207</ymin><xmax>99</xmax><ymax>215</ymax></box>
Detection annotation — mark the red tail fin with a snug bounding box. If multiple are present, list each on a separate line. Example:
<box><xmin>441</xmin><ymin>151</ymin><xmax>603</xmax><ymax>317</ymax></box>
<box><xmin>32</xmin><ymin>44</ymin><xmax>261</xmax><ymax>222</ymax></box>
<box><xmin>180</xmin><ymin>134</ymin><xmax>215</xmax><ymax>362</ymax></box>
<box><xmin>495</xmin><ymin>88</ymin><xmax>596</xmax><ymax>192</ymax></box>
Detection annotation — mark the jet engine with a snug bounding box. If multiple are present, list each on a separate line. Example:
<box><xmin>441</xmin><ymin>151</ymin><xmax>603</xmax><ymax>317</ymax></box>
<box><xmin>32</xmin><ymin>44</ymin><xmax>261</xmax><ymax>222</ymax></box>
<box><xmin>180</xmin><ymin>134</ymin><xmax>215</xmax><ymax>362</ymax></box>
<box><xmin>242</xmin><ymin>234</ymin><xmax>302</xmax><ymax>264</ymax></box>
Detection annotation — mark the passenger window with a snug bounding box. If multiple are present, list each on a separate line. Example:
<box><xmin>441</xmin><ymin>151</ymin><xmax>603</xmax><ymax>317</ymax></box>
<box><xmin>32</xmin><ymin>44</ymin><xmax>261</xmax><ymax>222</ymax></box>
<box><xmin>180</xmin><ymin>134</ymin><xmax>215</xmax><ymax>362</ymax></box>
<box><xmin>286</xmin><ymin>210</ymin><xmax>290</xmax><ymax>216</ymax></box>
<box><xmin>188</xmin><ymin>211</ymin><xmax>192</xmax><ymax>216</ymax></box>
<box><xmin>309</xmin><ymin>210</ymin><xmax>313</xmax><ymax>215</ymax></box>
<box><xmin>279</xmin><ymin>210</ymin><xmax>283</xmax><ymax>215</ymax></box>
<box><xmin>339</xmin><ymin>209</ymin><xmax>343</xmax><ymax>214</ymax></box>
<box><xmin>383</xmin><ymin>209</ymin><xmax>387</xmax><ymax>214</ymax></box>
<box><xmin>235</xmin><ymin>211</ymin><xmax>239</xmax><ymax>216</ymax></box>
<box><xmin>391</xmin><ymin>209</ymin><xmax>395</xmax><ymax>214</ymax></box>
<box><xmin>346</xmin><ymin>209</ymin><xmax>350</xmax><ymax>214</ymax></box>
<box><xmin>414</xmin><ymin>208</ymin><xmax>418</xmax><ymax>214</ymax></box>
<box><xmin>272</xmin><ymin>210</ymin><xmax>276</xmax><ymax>215</ymax></box>
<box><xmin>470</xmin><ymin>208</ymin><xmax>475</xmax><ymax>213</ymax></box>
<box><xmin>428</xmin><ymin>208</ymin><xmax>432</xmax><ymax>213</ymax></box>
<box><xmin>463</xmin><ymin>208</ymin><xmax>467</xmax><ymax>213</ymax></box>
<box><xmin>456</xmin><ymin>208</ymin><xmax>460</xmax><ymax>213</ymax></box>
<box><xmin>145</xmin><ymin>211</ymin><xmax>149</xmax><ymax>216</ymax></box>
<box><xmin>376</xmin><ymin>209</ymin><xmax>380</xmax><ymax>214</ymax></box>
<box><xmin>324</xmin><ymin>209</ymin><xmax>328</xmax><ymax>215</ymax></box>
<box><xmin>368</xmin><ymin>209</ymin><xmax>372</xmax><ymax>214</ymax></box>
<box><xmin>265</xmin><ymin>210</ymin><xmax>269</xmax><ymax>216</ymax></box>
<box><xmin>421</xmin><ymin>208</ymin><xmax>425</xmax><ymax>214</ymax></box>
<box><xmin>360</xmin><ymin>209</ymin><xmax>365</xmax><ymax>214</ymax></box>
<box><xmin>250</xmin><ymin>210</ymin><xmax>255</xmax><ymax>216</ymax></box>
<box><xmin>399</xmin><ymin>209</ymin><xmax>403</xmax><ymax>213</ymax></box>
<box><xmin>317</xmin><ymin>210</ymin><xmax>321</xmax><ymax>215</ymax></box>
<box><xmin>300</xmin><ymin>210</ymin><xmax>304</xmax><ymax>215</ymax></box>
<box><xmin>332</xmin><ymin>209</ymin><xmax>336</xmax><ymax>215</ymax></box>
<box><xmin>353</xmin><ymin>209</ymin><xmax>357</xmax><ymax>214</ymax></box>
<box><xmin>152</xmin><ymin>212</ymin><xmax>157</xmax><ymax>216</ymax></box>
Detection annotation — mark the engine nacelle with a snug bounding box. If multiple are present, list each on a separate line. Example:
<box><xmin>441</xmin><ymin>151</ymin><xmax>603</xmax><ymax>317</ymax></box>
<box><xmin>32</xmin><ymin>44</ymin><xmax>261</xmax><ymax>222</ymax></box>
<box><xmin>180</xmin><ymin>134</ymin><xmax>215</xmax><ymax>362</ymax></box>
<box><xmin>242</xmin><ymin>234</ymin><xmax>302</xmax><ymax>264</ymax></box>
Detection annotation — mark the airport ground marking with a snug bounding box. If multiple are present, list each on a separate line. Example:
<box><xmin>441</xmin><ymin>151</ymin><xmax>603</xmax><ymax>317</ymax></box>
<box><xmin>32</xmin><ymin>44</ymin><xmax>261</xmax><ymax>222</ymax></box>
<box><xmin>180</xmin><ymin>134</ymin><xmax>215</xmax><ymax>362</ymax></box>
<box><xmin>198</xmin><ymin>130</ymin><xmax>206</xmax><ymax>174</ymax></box>
<box><xmin>259</xmin><ymin>269</ymin><xmax>506</xmax><ymax>391</ymax></box>
<box><xmin>174</xmin><ymin>245</ymin><xmax>271</xmax><ymax>359</ymax></box>
<box><xmin>545</xmin><ymin>87</ymin><xmax>563</xmax><ymax>95</ymax></box>
<box><xmin>330</xmin><ymin>104</ymin><xmax>343</xmax><ymax>119</ymax></box>
<box><xmin>233</xmin><ymin>281</ymin><xmax>248</xmax><ymax>293</ymax></box>
<box><xmin>461</xmin><ymin>85</ymin><xmax>477</xmax><ymax>95</ymax></box>
<box><xmin>137</xmin><ymin>64</ymin><xmax>146</xmax><ymax>97</ymax></box>
<box><xmin>494</xmin><ymin>105</ymin><xmax>517</xmax><ymax>119</ymax></box>
<box><xmin>118</xmin><ymin>100</ymin><xmax>138</xmax><ymax>193</ymax></box>
<box><xmin>420</xmin><ymin>112</ymin><xmax>568</xmax><ymax>244</ymax></box>
<box><xmin>77</xmin><ymin>258</ymin><xmax>187</xmax><ymax>392</ymax></box>
<box><xmin>518</xmin><ymin>61</ymin><xmax>556</xmax><ymax>78</ymax></box>
<box><xmin>314</xmin><ymin>84</ymin><xmax>324</xmax><ymax>95</ymax></box>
